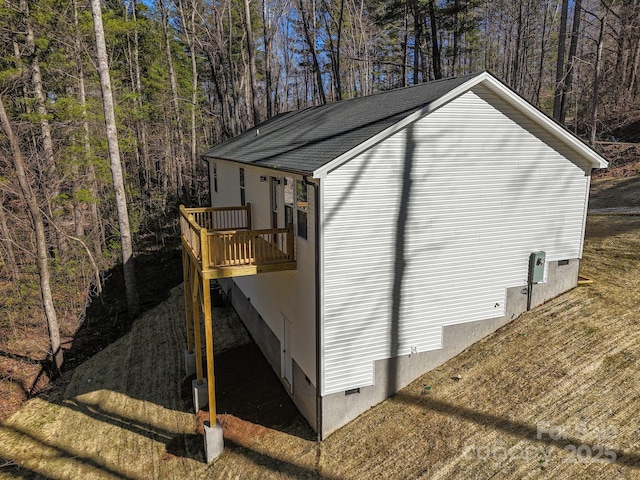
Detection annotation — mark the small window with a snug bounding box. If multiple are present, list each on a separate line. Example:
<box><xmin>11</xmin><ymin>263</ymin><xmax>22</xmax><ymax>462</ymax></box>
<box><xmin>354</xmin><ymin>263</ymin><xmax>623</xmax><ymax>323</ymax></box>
<box><xmin>296</xmin><ymin>180</ymin><xmax>308</xmax><ymax>240</ymax></box>
<box><xmin>284</xmin><ymin>177</ymin><xmax>294</xmax><ymax>205</ymax></box>
<box><xmin>239</xmin><ymin>167</ymin><xmax>246</xmax><ymax>206</ymax></box>
<box><xmin>284</xmin><ymin>177</ymin><xmax>294</xmax><ymax>227</ymax></box>
<box><xmin>212</xmin><ymin>162</ymin><xmax>218</xmax><ymax>193</ymax></box>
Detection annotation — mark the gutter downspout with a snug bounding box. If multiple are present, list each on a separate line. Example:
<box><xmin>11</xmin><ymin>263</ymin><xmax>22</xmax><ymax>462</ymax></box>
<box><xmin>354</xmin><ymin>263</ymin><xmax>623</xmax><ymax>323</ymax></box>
<box><xmin>304</xmin><ymin>176</ymin><xmax>322</xmax><ymax>441</ymax></box>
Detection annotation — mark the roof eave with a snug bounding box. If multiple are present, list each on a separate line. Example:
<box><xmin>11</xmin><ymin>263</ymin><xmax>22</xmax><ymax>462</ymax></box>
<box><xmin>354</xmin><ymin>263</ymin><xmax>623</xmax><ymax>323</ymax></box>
<box><xmin>201</xmin><ymin>154</ymin><xmax>314</xmax><ymax>177</ymax></box>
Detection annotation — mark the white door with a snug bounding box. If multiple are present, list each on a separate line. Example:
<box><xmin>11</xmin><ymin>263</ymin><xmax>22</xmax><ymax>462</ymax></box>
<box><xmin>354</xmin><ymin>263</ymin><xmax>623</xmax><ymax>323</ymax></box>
<box><xmin>282</xmin><ymin>316</ymin><xmax>293</xmax><ymax>390</ymax></box>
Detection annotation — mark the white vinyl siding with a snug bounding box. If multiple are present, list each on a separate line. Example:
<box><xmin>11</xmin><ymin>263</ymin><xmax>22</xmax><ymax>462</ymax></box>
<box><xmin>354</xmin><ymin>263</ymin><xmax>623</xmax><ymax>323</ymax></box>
<box><xmin>210</xmin><ymin>161</ymin><xmax>317</xmax><ymax>384</ymax></box>
<box><xmin>210</xmin><ymin>160</ymin><xmax>242</xmax><ymax>207</ymax></box>
<box><xmin>321</xmin><ymin>86</ymin><xmax>591</xmax><ymax>395</ymax></box>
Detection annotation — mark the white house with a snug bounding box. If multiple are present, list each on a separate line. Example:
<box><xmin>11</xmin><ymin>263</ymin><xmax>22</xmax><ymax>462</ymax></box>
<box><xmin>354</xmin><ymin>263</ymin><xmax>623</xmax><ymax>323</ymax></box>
<box><xmin>199</xmin><ymin>71</ymin><xmax>607</xmax><ymax>438</ymax></box>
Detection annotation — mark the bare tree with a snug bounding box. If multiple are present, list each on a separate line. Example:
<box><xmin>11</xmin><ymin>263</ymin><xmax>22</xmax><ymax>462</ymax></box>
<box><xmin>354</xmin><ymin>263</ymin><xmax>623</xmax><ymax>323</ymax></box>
<box><xmin>590</xmin><ymin>6</ymin><xmax>609</xmax><ymax>146</ymax></box>
<box><xmin>90</xmin><ymin>0</ymin><xmax>140</xmax><ymax>318</ymax></box>
<box><xmin>298</xmin><ymin>0</ymin><xmax>327</xmax><ymax>105</ymax></box>
<box><xmin>553</xmin><ymin>0</ymin><xmax>569</xmax><ymax>121</ymax></box>
<box><xmin>21</xmin><ymin>0</ymin><xmax>65</xmax><ymax>256</ymax></box>
<box><xmin>560</xmin><ymin>0</ymin><xmax>583</xmax><ymax>123</ymax></box>
<box><xmin>244</xmin><ymin>0</ymin><xmax>261</xmax><ymax>124</ymax></box>
<box><xmin>0</xmin><ymin>195</ymin><xmax>19</xmax><ymax>280</ymax></box>
<box><xmin>0</xmin><ymin>93</ymin><xmax>63</xmax><ymax>370</ymax></box>
<box><xmin>159</xmin><ymin>0</ymin><xmax>186</xmax><ymax>197</ymax></box>
<box><xmin>428</xmin><ymin>0</ymin><xmax>442</xmax><ymax>80</ymax></box>
<box><xmin>177</xmin><ymin>0</ymin><xmax>200</xmax><ymax>192</ymax></box>
<box><xmin>73</xmin><ymin>0</ymin><xmax>104</xmax><ymax>260</ymax></box>
<box><xmin>261</xmin><ymin>0</ymin><xmax>274</xmax><ymax>117</ymax></box>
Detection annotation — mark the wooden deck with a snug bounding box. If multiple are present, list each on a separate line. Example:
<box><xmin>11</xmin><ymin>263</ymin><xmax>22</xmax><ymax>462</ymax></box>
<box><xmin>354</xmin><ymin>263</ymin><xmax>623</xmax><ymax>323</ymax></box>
<box><xmin>179</xmin><ymin>204</ymin><xmax>296</xmax><ymax>279</ymax></box>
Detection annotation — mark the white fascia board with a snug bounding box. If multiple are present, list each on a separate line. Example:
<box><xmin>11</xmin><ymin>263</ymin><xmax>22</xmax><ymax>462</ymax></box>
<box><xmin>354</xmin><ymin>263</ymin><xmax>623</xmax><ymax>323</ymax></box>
<box><xmin>313</xmin><ymin>72</ymin><xmax>607</xmax><ymax>177</ymax></box>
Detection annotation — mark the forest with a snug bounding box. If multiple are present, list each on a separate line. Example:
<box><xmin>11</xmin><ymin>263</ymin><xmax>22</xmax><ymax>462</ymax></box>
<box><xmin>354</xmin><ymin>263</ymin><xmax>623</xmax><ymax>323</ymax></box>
<box><xmin>0</xmin><ymin>0</ymin><xmax>639</xmax><ymax>409</ymax></box>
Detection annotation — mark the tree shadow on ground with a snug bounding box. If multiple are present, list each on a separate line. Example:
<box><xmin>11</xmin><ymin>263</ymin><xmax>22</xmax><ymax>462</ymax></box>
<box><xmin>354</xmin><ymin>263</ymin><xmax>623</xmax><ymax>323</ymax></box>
<box><xmin>394</xmin><ymin>391</ymin><xmax>640</xmax><ymax>469</ymax></box>
<box><xmin>0</xmin><ymin>423</ymin><xmax>138</xmax><ymax>479</ymax></box>
<box><xmin>219</xmin><ymin>439</ymin><xmax>334</xmax><ymax>479</ymax></box>
<box><xmin>583</xmin><ymin>215</ymin><xmax>640</xmax><ymax>240</ymax></box>
<box><xmin>0</xmin><ymin>455</ymin><xmax>55</xmax><ymax>480</ymax></box>
<box><xmin>589</xmin><ymin>175</ymin><xmax>640</xmax><ymax>210</ymax></box>
<box><xmin>58</xmin><ymin>397</ymin><xmax>204</xmax><ymax>463</ymax></box>
<box><xmin>61</xmin><ymin>246</ymin><xmax>184</xmax><ymax>374</ymax></box>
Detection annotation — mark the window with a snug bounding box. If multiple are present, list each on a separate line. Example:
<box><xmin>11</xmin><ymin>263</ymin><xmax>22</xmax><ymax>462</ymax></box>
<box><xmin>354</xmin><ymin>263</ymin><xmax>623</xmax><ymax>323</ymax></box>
<box><xmin>284</xmin><ymin>177</ymin><xmax>294</xmax><ymax>205</ymax></box>
<box><xmin>284</xmin><ymin>177</ymin><xmax>294</xmax><ymax>226</ymax></box>
<box><xmin>239</xmin><ymin>167</ymin><xmax>245</xmax><ymax>206</ymax></box>
<box><xmin>296</xmin><ymin>180</ymin><xmax>308</xmax><ymax>240</ymax></box>
<box><xmin>212</xmin><ymin>162</ymin><xmax>218</xmax><ymax>193</ymax></box>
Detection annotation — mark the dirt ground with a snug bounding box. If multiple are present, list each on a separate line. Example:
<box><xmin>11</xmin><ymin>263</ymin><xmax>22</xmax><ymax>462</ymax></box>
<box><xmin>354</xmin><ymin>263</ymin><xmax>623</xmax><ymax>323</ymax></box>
<box><xmin>1</xmin><ymin>176</ymin><xmax>639</xmax><ymax>479</ymax></box>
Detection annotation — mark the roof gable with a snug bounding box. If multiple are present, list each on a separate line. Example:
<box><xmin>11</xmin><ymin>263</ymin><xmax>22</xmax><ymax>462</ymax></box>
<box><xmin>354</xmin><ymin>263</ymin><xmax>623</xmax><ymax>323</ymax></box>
<box><xmin>202</xmin><ymin>72</ymin><xmax>607</xmax><ymax>176</ymax></box>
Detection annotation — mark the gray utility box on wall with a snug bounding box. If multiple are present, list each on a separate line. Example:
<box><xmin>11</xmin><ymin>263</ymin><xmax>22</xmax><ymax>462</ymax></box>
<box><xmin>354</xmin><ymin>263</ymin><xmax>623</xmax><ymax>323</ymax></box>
<box><xmin>529</xmin><ymin>251</ymin><xmax>546</xmax><ymax>284</ymax></box>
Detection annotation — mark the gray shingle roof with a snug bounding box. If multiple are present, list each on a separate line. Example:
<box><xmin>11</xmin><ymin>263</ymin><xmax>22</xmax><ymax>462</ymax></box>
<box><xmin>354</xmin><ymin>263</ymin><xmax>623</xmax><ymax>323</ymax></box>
<box><xmin>202</xmin><ymin>73</ymin><xmax>483</xmax><ymax>175</ymax></box>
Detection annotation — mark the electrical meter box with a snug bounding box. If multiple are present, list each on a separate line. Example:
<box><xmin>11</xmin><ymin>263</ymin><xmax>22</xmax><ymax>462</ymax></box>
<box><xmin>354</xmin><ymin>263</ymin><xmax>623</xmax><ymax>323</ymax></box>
<box><xmin>529</xmin><ymin>251</ymin><xmax>546</xmax><ymax>284</ymax></box>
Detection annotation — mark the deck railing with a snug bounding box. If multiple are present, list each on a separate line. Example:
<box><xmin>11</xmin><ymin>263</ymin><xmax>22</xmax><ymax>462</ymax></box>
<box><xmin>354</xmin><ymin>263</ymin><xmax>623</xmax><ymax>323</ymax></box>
<box><xmin>180</xmin><ymin>204</ymin><xmax>294</xmax><ymax>272</ymax></box>
<box><xmin>185</xmin><ymin>205</ymin><xmax>252</xmax><ymax>231</ymax></box>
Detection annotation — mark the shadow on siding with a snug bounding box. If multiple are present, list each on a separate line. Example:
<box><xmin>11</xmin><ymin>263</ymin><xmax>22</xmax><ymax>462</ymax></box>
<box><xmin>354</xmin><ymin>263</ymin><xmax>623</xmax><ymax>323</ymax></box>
<box><xmin>387</xmin><ymin>123</ymin><xmax>415</xmax><ymax>395</ymax></box>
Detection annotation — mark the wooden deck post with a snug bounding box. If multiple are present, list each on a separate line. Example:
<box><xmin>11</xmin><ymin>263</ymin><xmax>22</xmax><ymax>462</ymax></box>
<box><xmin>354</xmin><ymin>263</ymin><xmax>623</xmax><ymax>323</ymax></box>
<box><xmin>202</xmin><ymin>276</ymin><xmax>217</xmax><ymax>419</ymax></box>
<box><xmin>182</xmin><ymin>248</ymin><xmax>194</xmax><ymax>353</ymax></box>
<box><xmin>191</xmin><ymin>263</ymin><xmax>204</xmax><ymax>384</ymax></box>
<box><xmin>246</xmin><ymin>203</ymin><xmax>252</xmax><ymax>229</ymax></box>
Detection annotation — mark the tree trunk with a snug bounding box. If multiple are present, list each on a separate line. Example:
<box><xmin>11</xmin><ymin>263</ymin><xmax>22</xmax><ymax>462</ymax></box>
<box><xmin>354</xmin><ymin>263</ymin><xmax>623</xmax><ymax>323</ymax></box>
<box><xmin>131</xmin><ymin>0</ymin><xmax>151</xmax><ymax>197</ymax></box>
<box><xmin>553</xmin><ymin>0</ymin><xmax>569</xmax><ymax>121</ymax></box>
<box><xmin>512</xmin><ymin>0</ymin><xmax>523</xmax><ymax>91</ymax></box>
<box><xmin>159</xmin><ymin>0</ymin><xmax>186</xmax><ymax>197</ymax></box>
<box><xmin>590</xmin><ymin>12</ymin><xmax>608</xmax><ymax>147</ymax></box>
<box><xmin>177</xmin><ymin>0</ymin><xmax>200</xmax><ymax>196</ymax></box>
<box><xmin>227</xmin><ymin>1</ymin><xmax>242</xmax><ymax>134</ymax></box>
<box><xmin>411</xmin><ymin>0</ymin><xmax>421</xmax><ymax>84</ymax></box>
<box><xmin>0</xmin><ymin>94</ymin><xmax>63</xmax><ymax>371</ymax></box>
<box><xmin>401</xmin><ymin>1</ymin><xmax>409</xmax><ymax>87</ymax></box>
<box><xmin>428</xmin><ymin>0</ymin><xmax>442</xmax><ymax>80</ymax></box>
<box><xmin>243</xmin><ymin>0</ymin><xmax>260</xmax><ymax>125</ymax></box>
<box><xmin>298</xmin><ymin>0</ymin><xmax>327</xmax><ymax>105</ymax></box>
<box><xmin>188</xmin><ymin>4</ymin><xmax>198</xmax><ymax>195</ymax></box>
<box><xmin>328</xmin><ymin>0</ymin><xmax>344</xmax><ymax>100</ymax></box>
<box><xmin>0</xmin><ymin>197</ymin><xmax>19</xmax><ymax>280</ymax></box>
<box><xmin>560</xmin><ymin>0</ymin><xmax>582</xmax><ymax>124</ymax></box>
<box><xmin>262</xmin><ymin>0</ymin><xmax>273</xmax><ymax>118</ymax></box>
<box><xmin>90</xmin><ymin>0</ymin><xmax>140</xmax><ymax>318</ymax></box>
<box><xmin>22</xmin><ymin>0</ymin><xmax>64</xmax><ymax>256</ymax></box>
<box><xmin>74</xmin><ymin>0</ymin><xmax>104</xmax><ymax>260</ymax></box>
<box><xmin>452</xmin><ymin>0</ymin><xmax>459</xmax><ymax>75</ymax></box>
<box><xmin>629</xmin><ymin>40</ymin><xmax>640</xmax><ymax>97</ymax></box>
<box><xmin>535</xmin><ymin>1</ymin><xmax>550</xmax><ymax>106</ymax></box>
